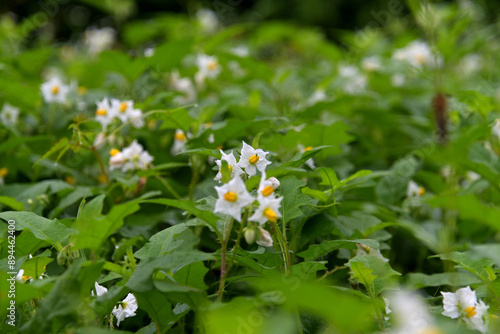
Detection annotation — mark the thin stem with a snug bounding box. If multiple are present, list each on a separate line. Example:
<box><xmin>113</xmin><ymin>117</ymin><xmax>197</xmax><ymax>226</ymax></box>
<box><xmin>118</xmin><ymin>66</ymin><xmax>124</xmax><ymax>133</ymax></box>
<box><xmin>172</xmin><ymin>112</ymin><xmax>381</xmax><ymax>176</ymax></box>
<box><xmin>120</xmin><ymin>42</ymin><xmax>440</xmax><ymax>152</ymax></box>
<box><xmin>226</xmin><ymin>213</ymin><xmax>247</xmax><ymax>275</ymax></box>
<box><xmin>217</xmin><ymin>218</ymin><xmax>234</xmax><ymax>302</ymax></box>
<box><xmin>317</xmin><ymin>265</ymin><xmax>347</xmax><ymax>281</ymax></box>
<box><xmin>83</xmin><ymin>135</ymin><xmax>110</xmax><ymax>185</ymax></box>
<box><xmin>154</xmin><ymin>175</ymin><xmax>182</xmax><ymax>200</ymax></box>
<box><xmin>271</xmin><ymin>220</ymin><xmax>291</xmax><ymax>275</ymax></box>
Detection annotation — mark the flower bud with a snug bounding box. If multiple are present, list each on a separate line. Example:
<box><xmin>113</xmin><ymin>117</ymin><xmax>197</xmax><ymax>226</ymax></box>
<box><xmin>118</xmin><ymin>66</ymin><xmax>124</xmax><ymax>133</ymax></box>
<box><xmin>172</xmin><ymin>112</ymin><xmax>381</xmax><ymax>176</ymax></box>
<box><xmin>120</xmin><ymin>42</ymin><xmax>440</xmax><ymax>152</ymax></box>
<box><xmin>256</xmin><ymin>227</ymin><xmax>273</xmax><ymax>247</ymax></box>
<box><xmin>244</xmin><ymin>228</ymin><xmax>256</xmax><ymax>244</ymax></box>
<box><xmin>267</xmin><ymin>177</ymin><xmax>280</xmax><ymax>190</ymax></box>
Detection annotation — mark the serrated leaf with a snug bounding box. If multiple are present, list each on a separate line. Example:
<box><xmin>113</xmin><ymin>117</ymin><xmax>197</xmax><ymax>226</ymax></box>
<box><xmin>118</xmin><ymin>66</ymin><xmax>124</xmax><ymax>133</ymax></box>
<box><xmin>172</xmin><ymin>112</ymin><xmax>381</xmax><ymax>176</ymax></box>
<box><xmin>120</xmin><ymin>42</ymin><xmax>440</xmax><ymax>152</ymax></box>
<box><xmin>433</xmin><ymin>251</ymin><xmax>496</xmax><ymax>282</ymax></box>
<box><xmin>406</xmin><ymin>272</ymin><xmax>482</xmax><ymax>288</ymax></box>
<box><xmin>0</xmin><ymin>211</ymin><xmax>74</xmax><ymax>248</ymax></box>
<box><xmin>347</xmin><ymin>255</ymin><xmax>400</xmax><ymax>295</ymax></box>
<box><xmin>297</xmin><ymin>239</ymin><xmax>379</xmax><ymax>261</ymax></box>
<box><xmin>280</xmin><ymin>176</ymin><xmax>315</xmax><ymax>223</ymax></box>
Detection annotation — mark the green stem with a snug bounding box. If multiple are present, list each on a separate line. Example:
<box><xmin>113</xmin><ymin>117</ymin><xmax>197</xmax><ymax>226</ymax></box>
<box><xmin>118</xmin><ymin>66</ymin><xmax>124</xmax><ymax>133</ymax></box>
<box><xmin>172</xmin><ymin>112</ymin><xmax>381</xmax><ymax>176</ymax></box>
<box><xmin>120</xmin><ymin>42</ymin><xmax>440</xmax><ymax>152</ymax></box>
<box><xmin>271</xmin><ymin>220</ymin><xmax>291</xmax><ymax>275</ymax></box>
<box><xmin>154</xmin><ymin>175</ymin><xmax>182</xmax><ymax>200</ymax></box>
<box><xmin>226</xmin><ymin>213</ymin><xmax>247</xmax><ymax>275</ymax></box>
<box><xmin>217</xmin><ymin>218</ymin><xmax>234</xmax><ymax>302</ymax></box>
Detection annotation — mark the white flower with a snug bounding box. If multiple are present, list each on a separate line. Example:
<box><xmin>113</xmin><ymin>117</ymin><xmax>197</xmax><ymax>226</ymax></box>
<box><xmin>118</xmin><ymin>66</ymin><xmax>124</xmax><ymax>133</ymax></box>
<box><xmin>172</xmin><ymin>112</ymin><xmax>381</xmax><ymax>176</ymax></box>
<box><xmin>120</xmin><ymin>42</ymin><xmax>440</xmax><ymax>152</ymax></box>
<box><xmin>111</xmin><ymin>99</ymin><xmax>144</xmax><ymax>128</ymax></box>
<box><xmin>256</xmin><ymin>227</ymin><xmax>273</xmax><ymax>247</ymax></box>
<box><xmin>112</xmin><ymin>293</ymin><xmax>138</xmax><ymax>327</ymax></box>
<box><xmin>41</xmin><ymin>77</ymin><xmax>70</xmax><ymax>104</ymax></box>
<box><xmin>391</xmin><ymin>73</ymin><xmax>406</xmax><ymax>87</ymax></box>
<box><xmin>441</xmin><ymin>286</ymin><xmax>489</xmax><ymax>333</ymax></box>
<box><xmin>196</xmin><ymin>54</ymin><xmax>221</xmax><ymax>80</ymax></box>
<box><xmin>257</xmin><ymin>171</ymin><xmax>280</xmax><ymax>198</ymax></box>
<box><xmin>392</xmin><ymin>40</ymin><xmax>440</xmax><ymax>68</ymax></box>
<box><xmin>214</xmin><ymin>150</ymin><xmax>244</xmax><ymax>181</ymax></box>
<box><xmin>92</xmin><ymin>282</ymin><xmax>108</xmax><ymax>297</ymax></box>
<box><xmin>231</xmin><ymin>45</ymin><xmax>249</xmax><ymax>57</ymax></box>
<box><xmin>94</xmin><ymin>132</ymin><xmax>106</xmax><ymax>148</ymax></box>
<box><xmin>308</xmin><ymin>89</ymin><xmax>327</xmax><ymax>105</ymax></box>
<box><xmin>249</xmin><ymin>195</ymin><xmax>283</xmax><ymax>226</ymax></box>
<box><xmin>387</xmin><ymin>290</ymin><xmax>439</xmax><ymax>334</ymax></box>
<box><xmin>361</xmin><ymin>56</ymin><xmax>381</xmax><ymax>71</ymax></box>
<box><xmin>460</xmin><ymin>54</ymin><xmax>483</xmax><ymax>76</ymax></box>
<box><xmin>170</xmin><ymin>71</ymin><xmax>197</xmax><ymax>104</ymax></box>
<box><xmin>95</xmin><ymin>97</ymin><xmax>116</xmax><ymax>129</ymax></box>
<box><xmin>110</xmin><ymin>141</ymin><xmax>154</xmax><ymax>172</ymax></box>
<box><xmin>492</xmin><ymin>119</ymin><xmax>500</xmax><ymax>140</ymax></box>
<box><xmin>0</xmin><ymin>103</ymin><xmax>19</xmax><ymax>126</ymax></box>
<box><xmin>144</xmin><ymin>47</ymin><xmax>155</xmax><ymax>57</ymax></box>
<box><xmin>196</xmin><ymin>8</ymin><xmax>219</xmax><ymax>33</ymax></box>
<box><xmin>338</xmin><ymin>65</ymin><xmax>367</xmax><ymax>95</ymax></box>
<box><xmin>407</xmin><ymin>180</ymin><xmax>424</xmax><ymax>199</ymax></box>
<box><xmin>238</xmin><ymin>141</ymin><xmax>271</xmax><ymax>177</ymax></box>
<box><xmin>214</xmin><ymin>176</ymin><xmax>254</xmax><ymax>222</ymax></box>
<box><xmin>171</xmin><ymin>129</ymin><xmax>188</xmax><ymax>155</ymax></box>
<box><xmin>84</xmin><ymin>27</ymin><xmax>115</xmax><ymax>55</ymax></box>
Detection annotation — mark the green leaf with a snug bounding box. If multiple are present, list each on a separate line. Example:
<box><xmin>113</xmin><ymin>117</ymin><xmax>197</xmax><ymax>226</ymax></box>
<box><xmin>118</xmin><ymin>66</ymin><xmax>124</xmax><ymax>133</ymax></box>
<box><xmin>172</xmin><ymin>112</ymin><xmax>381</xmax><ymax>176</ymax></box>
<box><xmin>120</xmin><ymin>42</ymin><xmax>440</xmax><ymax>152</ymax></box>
<box><xmin>280</xmin><ymin>176</ymin><xmax>315</xmax><ymax>223</ymax></box>
<box><xmin>290</xmin><ymin>261</ymin><xmax>327</xmax><ymax>280</ymax></box>
<box><xmin>301</xmin><ymin>187</ymin><xmax>329</xmax><ymax>202</ymax></box>
<box><xmin>281</xmin><ymin>146</ymin><xmax>332</xmax><ymax>168</ymax></box>
<box><xmin>70</xmin><ymin>195</ymin><xmax>145</xmax><ymax>251</ymax></box>
<box><xmin>0</xmin><ymin>196</ymin><xmax>25</xmax><ymax>211</ymax></box>
<box><xmin>316</xmin><ymin>167</ymin><xmax>340</xmax><ymax>189</ymax></box>
<box><xmin>0</xmin><ymin>211</ymin><xmax>74</xmax><ymax>248</ymax></box>
<box><xmin>143</xmin><ymin>198</ymin><xmax>220</xmax><ymax>233</ymax></box>
<box><xmin>297</xmin><ymin>239</ymin><xmax>379</xmax><ymax>261</ymax></box>
<box><xmin>432</xmin><ymin>251</ymin><xmax>496</xmax><ymax>282</ymax></box>
<box><xmin>21</xmin><ymin>254</ymin><xmax>53</xmax><ymax>279</ymax></box>
<box><xmin>155</xmin><ymin>109</ymin><xmax>193</xmax><ymax>131</ymax></box>
<box><xmin>134</xmin><ymin>223</ymin><xmax>198</xmax><ymax>259</ymax></box>
<box><xmin>127</xmin><ymin>251</ymin><xmax>215</xmax><ymax>292</ymax></box>
<box><xmin>220</xmin><ymin>159</ymin><xmax>231</xmax><ymax>183</ymax></box>
<box><xmin>347</xmin><ymin>255</ymin><xmax>401</xmax><ymax>295</ymax></box>
<box><xmin>34</xmin><ymin>137</ymin><xmax>69</xmax><ymax>166</ymax></box>
<box><xmin>134</xmin><ymin>291</ymin><xmax>176</xmax><ymax>333</ymax></box>
<box><xmin>406</xmin><ymin>272</ymin><xmax>482</xmax><ymax>288</ymax></box>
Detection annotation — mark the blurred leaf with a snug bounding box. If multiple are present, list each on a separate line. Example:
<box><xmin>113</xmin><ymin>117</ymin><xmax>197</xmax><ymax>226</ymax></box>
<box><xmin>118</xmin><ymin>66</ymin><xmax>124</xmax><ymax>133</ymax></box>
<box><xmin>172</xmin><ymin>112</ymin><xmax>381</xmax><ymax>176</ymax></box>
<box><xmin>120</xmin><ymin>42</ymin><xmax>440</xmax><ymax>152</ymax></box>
<box><xmin>298</xmin><ymin>239</ymin><xmax>379</xmax><ymax>261</ymax></box>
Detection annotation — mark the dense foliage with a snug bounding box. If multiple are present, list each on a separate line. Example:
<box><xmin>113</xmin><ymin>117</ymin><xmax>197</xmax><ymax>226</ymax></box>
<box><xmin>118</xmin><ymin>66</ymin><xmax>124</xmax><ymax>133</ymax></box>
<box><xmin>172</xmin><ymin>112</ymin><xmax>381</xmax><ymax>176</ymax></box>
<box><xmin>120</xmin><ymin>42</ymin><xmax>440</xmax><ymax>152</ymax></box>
<box><xmin>1</xmin><ymin>1</ymin><xmax>500</xmax><ymax>333</ymax></box>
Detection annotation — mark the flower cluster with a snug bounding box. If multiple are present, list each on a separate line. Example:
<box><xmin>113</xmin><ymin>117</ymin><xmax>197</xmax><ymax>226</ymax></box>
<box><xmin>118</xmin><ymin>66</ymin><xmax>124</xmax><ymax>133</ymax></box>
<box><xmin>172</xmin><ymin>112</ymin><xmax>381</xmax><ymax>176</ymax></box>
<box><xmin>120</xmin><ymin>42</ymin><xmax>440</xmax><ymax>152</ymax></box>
<box><xmin>95</xmin><ymin>97</ymin><xmax>145</xmax><ymax>130</ymax></box>
<box><xmin>109</xmin><ymin>140</ymin><xmax>154</xmax><ymax>172</ymax></box>
<box><xmin>93</xmin><ymin>282</ymin><xmax>138</xmax><ymax>327</ymax></box>
<box><xmin>213</xmin><ymin>141</ymin><xmax>280</xmax><ymax>247</ymax></box>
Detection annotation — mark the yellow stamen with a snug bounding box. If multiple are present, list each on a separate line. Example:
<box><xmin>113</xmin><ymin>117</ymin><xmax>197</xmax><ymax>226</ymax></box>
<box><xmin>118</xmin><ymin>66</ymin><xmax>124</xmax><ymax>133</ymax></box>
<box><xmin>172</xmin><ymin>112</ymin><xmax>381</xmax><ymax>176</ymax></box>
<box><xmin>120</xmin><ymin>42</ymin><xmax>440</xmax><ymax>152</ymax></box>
<box><xmin>78</xmin><ymin>86</ymin><xmax>87</xmax><ymax>95</ymax></box>
<box><xmin>224</xmin><ymin>191</ymin><xmax>238</xmax><ymax>202</ymax></box>
<box><xmin>419</xmin><ymin>187</ymin><xmax>425</xmax><ymax>196</ymax></box>
<box><xmin>216</xmin><ymin>145</ymin><xmax>223</xmax><ymax>150</ymax></box>
<box><xmin>96</xmin><ymin>108</ymin><xmax>107</xmax><ymax>116</ymax></box>
<box><xmin>51</xmin><ymin>85</ymin><xmax>59</xmax><ymax>95</ymax></box>
<box><xmin>304</xmin><ymin>146</ymin><xmax>314</xmax><ymax>151</ymax></box>
<box><xmin>261</xmin><ymin>185</ymin><xmax>274</xmax><ymax>197</ymax></box>
<box><xmin>264</xmin><ymin>208</ymin><xmax>278</xmax><ymax>222</ymax></box>
<box><xmin>249</xmin><ymin>154</ymin><xmax>260</xmax><ymax>164</ymax></box>
<box><xmin>0</xmin><ymin>168</ymin><xmax>8</xmax><ymax>178</ymax></box>
<box><xmin>119</xmin><ymin>102</ymin><xmax>128</xmax><ymax>113</ymax></box>
<box><xmin>208</xmin><ymin>60</ymin><xmax>218</xmax><ymax>71</ymax></box>
<box><xmin>174</xmin><ymin>132</ymin><xmax>187</xmax><ymax>142</ymax></box>
<box><xmin>420</xmin><ymin>327</ymin><xmax>443</xmax><ymax>334</ymax></box>
<box><xmin>22</xmin><ymin>275</ymin><xmax>30</xmax><ymax>281</ymax></box>
<box><xmin>65</xmin><ymin>176</ymin><xmax>75</xmax><ymax>185</ymax></box>
<box><xmin>205</xmin><ymin>122</ymin><xmax>213</xmax><ymax>128</ymax></box>
<box><xmin>465</xmin><ymin>306</ymin><xmax>477</xmax><ymax>318</ymax></box>
<box><xmin>110</xmin><ymin>149</ymin><xmax>120</xmax><ymax>156</ymax></box>
<box><xmin>415</xmin><ymin>54</ymin><xmax>426</xmax><ymax>65</ymax></box>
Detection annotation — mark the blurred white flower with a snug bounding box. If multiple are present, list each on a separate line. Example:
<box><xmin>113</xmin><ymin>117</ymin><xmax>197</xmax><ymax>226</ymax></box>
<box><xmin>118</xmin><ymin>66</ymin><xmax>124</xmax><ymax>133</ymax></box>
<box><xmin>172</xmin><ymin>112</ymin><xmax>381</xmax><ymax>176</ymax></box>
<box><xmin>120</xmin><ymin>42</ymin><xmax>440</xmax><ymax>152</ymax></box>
<box><xmin>407</xmin><ymin>180</ymin><xmax>425</xmax><ymax>199</ymax></box>
<box><xmin>92</xmin><ymin>282</ymin><xmax>108</xmax><ymax>297</ymax></box>
<box><xmin>238</xmin><ymin>141</ymin><xmax>271</xmax><ymax>177</ymax></box>
<box><xmin>338</xmin><ymin>65</ymin><xmax>367</xmax><ymax>95</ymax></box>
<box><xmin>492</xmin><ymin>118</ymin><xmax>500</xmax><ymax>140</ymax></box>
<box><xmin>214</xmin><ymin>176</ymin><xmax>254</xmax><ymax>222</ymax></box>
<box><xmin>196</xmin><ymin>8</ymin><xmax>219</xmax><ymax>34</ymax></box>
<box><xmin>460</xmin><ymin>54</ymin><xmax>483</xmax><ymax>76</ymax></box>
<box><xmin>249</xmin><ymin>195</ymin><xmax>283</xmax><ymax>225</ymax></box>
<box><xmin>256</xmin><ymin>227</ymin><xmax>273</xmax><ymax>247</ymax></box>
<box><xmin>0</xmin><ymin>167</ymin><xmax>7</xmax><ymax>187</ymax></box>
<box><xmin>111</xmin><ymin>99</ymin><xmax>144</xmax><ymax>128</ymax></box>
<box><xmin>393</xmin><ymin>40</ymin><xmax>441</xmax><ymax>68</ymax></box>
<box><xmin>144</xmin><ymin>47</ymin><xmax>155</xmax><ymax>57</ymax></box>
<box><xmin>308</xmin><ymin>89</ymin><xmax>327</xmax><ymax>106</ymax></box>
<box><xmin>110</xmin><ymin>141</ymin><xmax>153</xmax><ymax>172</ymax></box>
<box><xmin>215</xmin><ymin>150</ymin><xmax>244</xmax><ymax>181</ymax></box>
<box><xmin>441</xmin><ymin>286</ymin><xmax>489</xmax><ymax>333</ymax></box>
<box><xmin>362</xmin><ymin>56</ymin><xmax>382</xmax><ymax>72</ymax></box>
<box><xmin>84</xmin><ymin>27</ymin><xmax>115</xmax><ymax>55</ymax></box>
<box><xmin>41</xmin><ymin>77</ymin><xmax>70</xmax><ymax>104</ymax></box>
<box><xmin>196</xmin><ymin>54</ymin><xmax>221</xmax><ymax>80</ymax></box>
<box><xmin>387</xmin><ymin>290</ymin><xmax>440</xmax><ymax>334</ymax></box>
<box><xmin>0</xmin><ymin>103</ymin><xmax>19</xmax><ymax>126</ymax></box>
<box><xmin>171</xmin><ymin>129</ymin><xmax>188</xmax><ymax>155</ymax></box>
<box><xmin>391</xmin><ymin>73</ymin><xmax>406</xmax><ymax>87</ymax></box>
<box><xmin>231</xmin><ymin>45</ymin><xmax>249</xmax><ymax>57</ymax></box>
<box><xmin>112</xmin><ymin>293</ymin><xmax>138</xmax><ymax>327</ymax></box>
<box><xmin>95</xmin><ymin>97</ymin><xmax>116</xmax><ymax>129</ymax></box>
<box><xmin>170</xmin><ymin>71</ymin><xmax>197</xmax><ymax>104</ymax></box>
